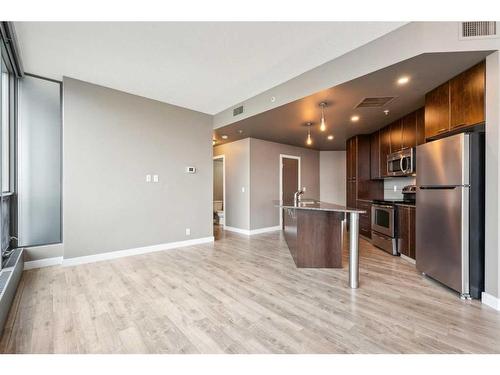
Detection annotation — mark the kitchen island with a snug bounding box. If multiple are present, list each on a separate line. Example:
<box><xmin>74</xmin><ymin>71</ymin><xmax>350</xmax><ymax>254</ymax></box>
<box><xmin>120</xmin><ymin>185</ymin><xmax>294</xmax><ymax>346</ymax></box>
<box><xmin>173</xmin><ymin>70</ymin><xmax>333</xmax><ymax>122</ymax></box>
<box><xmin>275</xmin><ymin>200</ymin><xmax>365</xmax><ymax>288</ymax></box>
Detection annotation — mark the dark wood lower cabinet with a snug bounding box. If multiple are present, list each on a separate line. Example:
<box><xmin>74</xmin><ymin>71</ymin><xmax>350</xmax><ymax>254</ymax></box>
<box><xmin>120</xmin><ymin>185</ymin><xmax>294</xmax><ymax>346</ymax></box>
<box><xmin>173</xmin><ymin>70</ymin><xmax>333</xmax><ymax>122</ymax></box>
<box><xmin>357</xmin><ymin>200</ymin><xmax>372</xmax><ymax>239</ymax></box>
<box><xmin>397</xmin><ymin>205</ymin><xmax>416</xmax><ymax>260</ymax></box>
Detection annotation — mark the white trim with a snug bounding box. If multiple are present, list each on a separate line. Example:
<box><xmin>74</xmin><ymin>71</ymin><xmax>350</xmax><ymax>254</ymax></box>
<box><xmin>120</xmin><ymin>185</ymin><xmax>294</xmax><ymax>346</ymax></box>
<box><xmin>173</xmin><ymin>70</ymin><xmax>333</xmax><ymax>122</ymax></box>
<box><xmin>249</xmin><ymin>226</ymin><xmax>281</xmax><ymax>235</ymax></box>
<box><xmin>213</xmin><ymin>154</ymin><xmax>226</xmax><ymax>227</ymax></box>
<box><xmin>279</xmin><ymin>154</ymin><xmax>301</xmax><ymax>227</ymax></box>
<box><xmin>482</xmin><ymin>292</ymin><xmax>500</xmax><ymax>311</ymax></box>
<box><xmin>224</xmin><ymin>226</ymin><xmax>250</xmax><ymax>235</ymax></box>
<box><xmin>62</xmin><ymin>236</ymin><xmax>214</xmax><ymax>267</ymax></box>
<box><xmin>24</xmin><ymin>256</ymin><xmax>63</xmax><ymax>270</ymax></box>
<box><xmin>400</xmin><ymin>254</ymin><xmax>416</xmax><ymax>264</ymax></box>
<box><xmin>224</xmin><ymin>225</ymin><xmax>281</xmax><ymax>236</ymax></box>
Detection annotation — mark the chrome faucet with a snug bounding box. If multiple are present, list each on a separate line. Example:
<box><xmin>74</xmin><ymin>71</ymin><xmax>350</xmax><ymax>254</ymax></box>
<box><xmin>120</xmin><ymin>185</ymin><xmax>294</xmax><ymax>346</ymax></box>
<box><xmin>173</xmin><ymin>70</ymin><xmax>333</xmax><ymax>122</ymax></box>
<box><xmin>294</xmin><ymin>189</ymin><xmax>305</xmax><ymax>205</ymax></box>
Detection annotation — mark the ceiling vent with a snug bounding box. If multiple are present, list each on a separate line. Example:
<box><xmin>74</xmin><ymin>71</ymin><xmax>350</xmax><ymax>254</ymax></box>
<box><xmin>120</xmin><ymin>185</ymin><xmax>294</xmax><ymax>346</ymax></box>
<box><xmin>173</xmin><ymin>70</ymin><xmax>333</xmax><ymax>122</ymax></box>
<box><xmin>460</xmin><ymin>22</ymin><xmax>498</xmax><ymax>40</ymax></box>
<box><xmin>233</xmin><ymin>105</ymin><xmax>244</xmax><ymax>116</ymax></box>
<box><xmin>355</xmin><ymin>97</ymin><xmax>395</xmax><ymax>109</ymax></box>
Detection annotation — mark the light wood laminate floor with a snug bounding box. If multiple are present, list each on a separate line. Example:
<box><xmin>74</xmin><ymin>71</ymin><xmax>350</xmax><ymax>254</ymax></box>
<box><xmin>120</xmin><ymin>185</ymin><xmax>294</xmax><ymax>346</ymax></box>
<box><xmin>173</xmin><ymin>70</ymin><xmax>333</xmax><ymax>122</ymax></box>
<box><xmin>1</xmin><ymin>227</ymin><xmax>500</xmax><ymax>353</ymax></box>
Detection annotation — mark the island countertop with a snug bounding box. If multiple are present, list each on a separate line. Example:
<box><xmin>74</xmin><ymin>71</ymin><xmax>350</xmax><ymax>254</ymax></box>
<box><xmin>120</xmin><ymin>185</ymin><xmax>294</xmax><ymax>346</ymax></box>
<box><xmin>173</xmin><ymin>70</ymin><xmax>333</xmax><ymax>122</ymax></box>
<box><xmin>274</xmin><ymin>200</ymin><xmax>365</xmax><ymax>214</ymax></box>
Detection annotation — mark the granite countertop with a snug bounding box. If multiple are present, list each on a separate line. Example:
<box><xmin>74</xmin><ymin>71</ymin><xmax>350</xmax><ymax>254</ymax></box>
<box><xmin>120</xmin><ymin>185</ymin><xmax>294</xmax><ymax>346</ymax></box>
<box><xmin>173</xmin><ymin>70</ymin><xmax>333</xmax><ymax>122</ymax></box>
<box><xmin>274</xmin><ymin>200</ymin><xmax>366</xmax><ymax>214</ymax></box>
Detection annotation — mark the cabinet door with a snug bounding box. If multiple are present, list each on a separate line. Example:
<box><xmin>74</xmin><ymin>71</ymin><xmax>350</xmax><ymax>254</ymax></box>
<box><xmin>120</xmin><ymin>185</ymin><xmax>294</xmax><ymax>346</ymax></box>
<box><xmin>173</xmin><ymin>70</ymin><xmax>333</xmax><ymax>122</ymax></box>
<box><xmin>425</xmin><ymin>81</ymin><xmax>450</xmax><ymax>139</ymax></box>
<box><xmin>351</xmin><ymin>137</ymin><xmax>358</xmax><ymax>180</ymax></box>
<box><xmin>357</xmin><ymin>200</ymin><xmax>372</xmax><ymax>238</ymax></box>
<box><xmin>370</xmin><ymin>131</ymin><xmax>381</xmax><ymax>179</ymax></box>
<box><xmin>450</xmin><ymin>61</ymin><xmax>485</xmax><ymax>129</ymax></box>
<box><xmin>397</xmin><ymin>206</ymin><xmax>410</xmax><ymax>257</ymax></box>
<box><xmin>347</xmin><ymin>181</ymin><xmax>357</xmax><ymax>208</ymax></box>
<box><xmin>346</xmin><ymin>138</ymin><xmax>352</xmax><ymax>206</ymax></box>
<box><xmin>409</xmin><ymin>207</ymin><xmax>416</xmax><ymax>260</ymax></box>
<box><xmin>416</xmin><ymin>107</ymin><xmax>425</xmax><ymax>146</ymax></box>
<box><xmin>390</xmin><ymin>120</ymin><xmax>403</xmax><ymax>152</ymax></box>
<box><xmin>379</xmin><ymin>126</ymin><xmax>391</xmax><ymax>177</ymax></box>
<box><xmin>401</xmin><ymin>111</ymin><xmax>416</xmax><ymax>150</ymax></box>
<box><xmin>346</xmin><ymin>138</ymin><xmax>352</xmax><ymax>180</ymax></box>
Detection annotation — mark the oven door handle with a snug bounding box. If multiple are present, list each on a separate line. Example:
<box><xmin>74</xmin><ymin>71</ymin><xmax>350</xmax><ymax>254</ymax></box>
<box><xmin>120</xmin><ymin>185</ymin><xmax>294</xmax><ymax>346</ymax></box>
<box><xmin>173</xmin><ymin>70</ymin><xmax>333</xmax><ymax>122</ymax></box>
<box><xmin>373</xmin><ymin>204</ymin><xmax>393</xmax><ymax>209</ymax></box>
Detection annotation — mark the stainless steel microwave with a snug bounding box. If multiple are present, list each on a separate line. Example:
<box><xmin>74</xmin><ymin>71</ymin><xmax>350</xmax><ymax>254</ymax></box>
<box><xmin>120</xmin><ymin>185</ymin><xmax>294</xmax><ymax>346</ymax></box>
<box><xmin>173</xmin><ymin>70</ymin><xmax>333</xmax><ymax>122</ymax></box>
<box><xmin>387</xmin><ymin>148</ymin><xmax>415</xmax><ymax>177</ymax></box>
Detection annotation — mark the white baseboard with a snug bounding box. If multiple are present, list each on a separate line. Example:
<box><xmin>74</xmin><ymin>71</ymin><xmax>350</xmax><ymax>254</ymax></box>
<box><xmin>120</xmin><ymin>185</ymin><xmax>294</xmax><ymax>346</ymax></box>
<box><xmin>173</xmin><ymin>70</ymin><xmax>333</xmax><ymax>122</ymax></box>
<box><xmin>62</xmin><ymin>236</ymin><xmax>214</xmax><ymax>267</ymax></box>
<box><xmin>24</xmin><ymin>256</ymin><xmax>63</xmax><ymax>270</ymax></box>
<box><xmin>224</xmin><ymin>226</ymin><xmax>251</xmax><ymax>235</ymax></box>
<box><xmin>249</xmin><ymin>226</ymin><xmax>281</xmax><ymax>235</ymax></box>
<box><xmin>224</xmin><ymin>225</ymin><xmax>281</xmax><ymax>236</ymax></box>
<box><xmin>482</xmin><ymin>292</ymin><xmax>500</xmax><ymax>311</ymax></box>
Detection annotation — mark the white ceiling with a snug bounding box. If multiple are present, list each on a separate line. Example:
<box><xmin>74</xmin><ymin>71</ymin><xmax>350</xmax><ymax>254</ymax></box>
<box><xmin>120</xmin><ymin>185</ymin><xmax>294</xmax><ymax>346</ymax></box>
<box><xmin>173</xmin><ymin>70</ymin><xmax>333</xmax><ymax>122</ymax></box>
<box><xmin>14</xmin><ymin>22</ymin><xmax>406</xmax><ymax>114</ymax></box>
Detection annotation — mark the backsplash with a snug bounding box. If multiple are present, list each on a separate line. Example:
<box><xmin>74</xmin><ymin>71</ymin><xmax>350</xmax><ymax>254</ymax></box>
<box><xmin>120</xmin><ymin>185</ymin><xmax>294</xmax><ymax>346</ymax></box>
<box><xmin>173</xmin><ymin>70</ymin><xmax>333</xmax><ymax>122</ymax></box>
<box><xmin>383</xmin><ymin>177</ymin><xmax>416</xmax><ymax>200</ymax></box>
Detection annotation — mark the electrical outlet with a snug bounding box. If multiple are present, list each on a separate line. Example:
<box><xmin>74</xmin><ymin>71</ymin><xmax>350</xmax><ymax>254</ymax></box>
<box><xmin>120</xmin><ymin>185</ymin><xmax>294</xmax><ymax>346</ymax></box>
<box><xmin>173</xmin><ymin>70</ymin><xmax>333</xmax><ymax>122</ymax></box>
<box><xmin>241</xmin><ymin>187</ymin><xmax>245</xmax><ymax>193</ymax></box>
<box><xmin>153</xmin><ymin>174</ymin><xmax>159</xmax><ymax>183</ymax></box>
<box><xmin>302</xmin><ymin>186</ymin><xmax>307</xmax><ymax>192</ymax></box>
<box><xmin>185</xmin><ymin>228</ymin><xmax>191</xmax><ymax>236</ymax></box>
<box><xmin>146</xmin><ymin>174</ymin><xmax>152</xmax><ymax>182</ymax></box>
<box><xmin>393</xmin><ymin>185</ymin><xmax>397</xmax><ymax>192</ymax></box>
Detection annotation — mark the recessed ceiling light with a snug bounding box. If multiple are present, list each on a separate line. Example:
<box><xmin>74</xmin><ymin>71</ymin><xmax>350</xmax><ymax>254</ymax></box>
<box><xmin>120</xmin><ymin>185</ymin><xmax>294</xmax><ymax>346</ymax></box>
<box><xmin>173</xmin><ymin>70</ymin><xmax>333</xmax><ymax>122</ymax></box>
<box><xmin>351</xmin><ymin>115</ymin><xmax>359</xmax><ymax>122</ymax></box>
<box><xmin>383</xmin><ymin>109</ymin><xmax>390</xmax><ymax>116</ymax></box>
<box><xmin>238</xmin><ymin>129</ymin><xmax>243</xmax><ymax>134</ymax></box>
<box><xmin>397</xmin><ymin>76</ymin><xmax>410</xmax><ymax>85</ymax></box>
<box><xmin>327</xmin><ymin>135</ymin><xmax>334</xmax><ymax>140</ymax></box>
<box><xmin>221</xmin><ymin>135</ymin><xmax>228</xmax><ymax>139</ymax></box>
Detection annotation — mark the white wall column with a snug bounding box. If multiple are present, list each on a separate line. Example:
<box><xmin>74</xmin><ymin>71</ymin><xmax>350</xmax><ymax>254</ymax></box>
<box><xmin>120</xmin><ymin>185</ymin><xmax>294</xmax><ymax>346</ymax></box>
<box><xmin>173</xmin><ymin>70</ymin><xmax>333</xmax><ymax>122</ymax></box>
<box><xmin>483</xmin><ymin>51</ymin><xmax>500</xmax><ymax>309</ymax></box>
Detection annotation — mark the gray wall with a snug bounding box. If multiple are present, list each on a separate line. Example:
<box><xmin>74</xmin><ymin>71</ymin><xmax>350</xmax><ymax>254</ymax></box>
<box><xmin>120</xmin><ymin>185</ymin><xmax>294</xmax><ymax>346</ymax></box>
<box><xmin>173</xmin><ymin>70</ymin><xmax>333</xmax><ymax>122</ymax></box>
<box><xmin>319</xmin><ymin>151</ymin><xmax>346</xmax><ymax>205</ymax></box>
<box><xmin>213</xmin><ymin>139</ymin><xmax>250</xmax><ymax>230</ymax></box>
<box><xmin>63</xmin><ymin>77</ymin><xmax>213</xmax><ymax>259</ymax></box>
<box><xmin>249</xmin><ymin>138</ymin><xmax>319</xmax><ymax>230</ymax></box>
<box><xmin>213</xmin><ymin>159</ymin><xmax>223</xmax><ymax>201</ymax></box>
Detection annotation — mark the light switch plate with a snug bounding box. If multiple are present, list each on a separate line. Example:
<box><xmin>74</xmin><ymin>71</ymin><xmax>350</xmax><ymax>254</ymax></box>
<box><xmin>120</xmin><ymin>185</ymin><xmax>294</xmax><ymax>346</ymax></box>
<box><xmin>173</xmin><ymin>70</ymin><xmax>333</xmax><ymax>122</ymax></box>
<box><xmin>146</xmin><ymin>174</ymin><xmax>152</xmax><ymax>182</ymax></box>
<box><xmin>185</xmin><ymin>228</ymin><xmax>191</xmax><ymax>236</ymax></box>
<box><xmin>241</xmin><ymin>187</ymin><xmax>245</xmax><ymax>193</ymax></box>
<box><xmin>153</xmin><ymin>175</ymin><xmax>159</xmax><ymax>183</ymax></box>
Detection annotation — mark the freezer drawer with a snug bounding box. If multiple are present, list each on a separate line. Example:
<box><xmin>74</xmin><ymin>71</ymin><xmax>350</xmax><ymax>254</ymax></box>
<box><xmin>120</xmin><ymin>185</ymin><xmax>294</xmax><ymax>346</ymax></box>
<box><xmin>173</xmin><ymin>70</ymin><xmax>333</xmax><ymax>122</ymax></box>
<box><xmin>416</xmin><ymin>186</ymin><xmax>469</xmax><ymax>294</ymax></box>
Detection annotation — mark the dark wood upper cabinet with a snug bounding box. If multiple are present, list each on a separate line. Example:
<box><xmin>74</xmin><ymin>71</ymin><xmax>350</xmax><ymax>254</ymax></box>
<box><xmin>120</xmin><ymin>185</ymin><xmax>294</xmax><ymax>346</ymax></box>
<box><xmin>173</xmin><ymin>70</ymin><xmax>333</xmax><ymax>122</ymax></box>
<box><xmin>379</xmin><ymin>126</ymin><xmax>391</xmax><ymax>177</ymax></box>
<box><xmin>424</xmin><ymin>61</ymin><xmax>485</xmax><ymax>140</ymax></box>
<box><xmin>370</xmin><ymin>131</ymin><xmax>381</xmax><ymax>180</ymax></box>
<box><xmin>401</xmin><ymin>111</ymin><xmax>416</xmax><ymax>150</ymax></box>
<box><xmin>416</xmin><ymin>107</ymin><xmax>425</xmax><ymax>146</ymax></box>
<box><xmin>450</xmin><ymin>61</ymin><xmax>485</xmax><ymax>129</ymax></box>
<box><xmin>425</xmin><ymin>81</ymin><xmax>450</xmax><ymax>139</ymax></box>
<box><xmin>346</xmin><ymin>135</ymin><xmax>383</xmax><ymax>206</ymax></box>
<box><xmin>390</xmin><ymin>120</ymin><xmax>403</xmax><ymax>152</ymax></box>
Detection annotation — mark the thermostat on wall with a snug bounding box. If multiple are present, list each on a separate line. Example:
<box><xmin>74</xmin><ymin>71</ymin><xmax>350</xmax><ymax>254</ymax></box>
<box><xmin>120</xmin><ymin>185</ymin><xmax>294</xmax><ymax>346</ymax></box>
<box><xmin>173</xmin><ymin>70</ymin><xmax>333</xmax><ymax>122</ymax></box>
<box><xmin>186</xmin><ymin>166</ymin><xmax>196</xmax><ymax>174</ymax></box>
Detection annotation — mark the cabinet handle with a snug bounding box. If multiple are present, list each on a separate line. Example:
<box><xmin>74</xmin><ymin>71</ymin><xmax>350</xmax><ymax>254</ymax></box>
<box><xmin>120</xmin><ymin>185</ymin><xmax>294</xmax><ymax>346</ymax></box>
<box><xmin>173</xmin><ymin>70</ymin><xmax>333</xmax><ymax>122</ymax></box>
<box><xmin>437</xmin><ymin>128</ymin><xmax>448</xmax><ymax>133</ymax></box>
<box><xmin>452</xmin><ymin>123</ymin><xmax>467</xmax><ymax>128</ymax></box>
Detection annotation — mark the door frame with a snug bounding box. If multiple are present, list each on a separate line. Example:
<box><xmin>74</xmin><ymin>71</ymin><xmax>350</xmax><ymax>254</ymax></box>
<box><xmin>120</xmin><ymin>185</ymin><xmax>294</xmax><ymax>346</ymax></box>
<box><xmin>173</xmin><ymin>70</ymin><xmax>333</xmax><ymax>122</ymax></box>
<box><xmin>279</xmin><ymin>154</ymin><xmax>301</xmax><ymax>227</ymax></box>
<box><xmin>213</xmin><ymin>154</ymin><xmax>225</xmax><ymax>227</ymax></box>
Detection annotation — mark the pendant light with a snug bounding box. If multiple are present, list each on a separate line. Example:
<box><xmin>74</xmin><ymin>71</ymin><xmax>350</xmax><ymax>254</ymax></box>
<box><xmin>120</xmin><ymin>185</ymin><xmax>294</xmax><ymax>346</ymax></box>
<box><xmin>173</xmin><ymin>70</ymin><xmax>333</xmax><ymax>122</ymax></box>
<box><xmin>306</xmin><ymin>122</ymin><xmax>313</xmax><ymax>146</ymax></box>
<box><xmin>319</xmin><ymin>102</ymin><xmax>327</xmax><ymax>132</ymax></box>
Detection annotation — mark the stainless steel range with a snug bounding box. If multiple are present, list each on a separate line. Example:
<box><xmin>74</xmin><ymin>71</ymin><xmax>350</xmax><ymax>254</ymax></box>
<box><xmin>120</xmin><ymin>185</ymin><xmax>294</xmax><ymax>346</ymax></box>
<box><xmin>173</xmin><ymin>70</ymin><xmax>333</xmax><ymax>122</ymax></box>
<box><xmin>371</xmin><ymin>201</ymin><xmax>397</xmax><ymax>255</ymax></box>
<box><xmin>371</xmin><ymin>185</ymin><xmax>416</xmax><ymax>256</ymax></box>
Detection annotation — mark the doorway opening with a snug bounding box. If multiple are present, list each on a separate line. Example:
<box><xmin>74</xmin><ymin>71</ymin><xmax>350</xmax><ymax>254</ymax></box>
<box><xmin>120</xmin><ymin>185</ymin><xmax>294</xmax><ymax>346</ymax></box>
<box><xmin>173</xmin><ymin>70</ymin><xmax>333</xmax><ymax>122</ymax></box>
<box><xmin>279</xmin><ymin>154</ymin><xmax>301</xmax><ymax>228</ymax></box>
<box><xmin>213</xmin><ymin>155</ymin><xmax>225</xmax><ymax>239</ymax></box>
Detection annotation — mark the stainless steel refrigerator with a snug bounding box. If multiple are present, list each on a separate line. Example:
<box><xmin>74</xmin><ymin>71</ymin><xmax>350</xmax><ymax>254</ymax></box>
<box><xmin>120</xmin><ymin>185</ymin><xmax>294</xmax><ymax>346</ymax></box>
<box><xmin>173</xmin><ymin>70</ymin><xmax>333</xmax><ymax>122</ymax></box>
<box><xmin>416</xmin><ymin>132</ymin><xmax>484</xmax><ymax>299</ymax></box>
